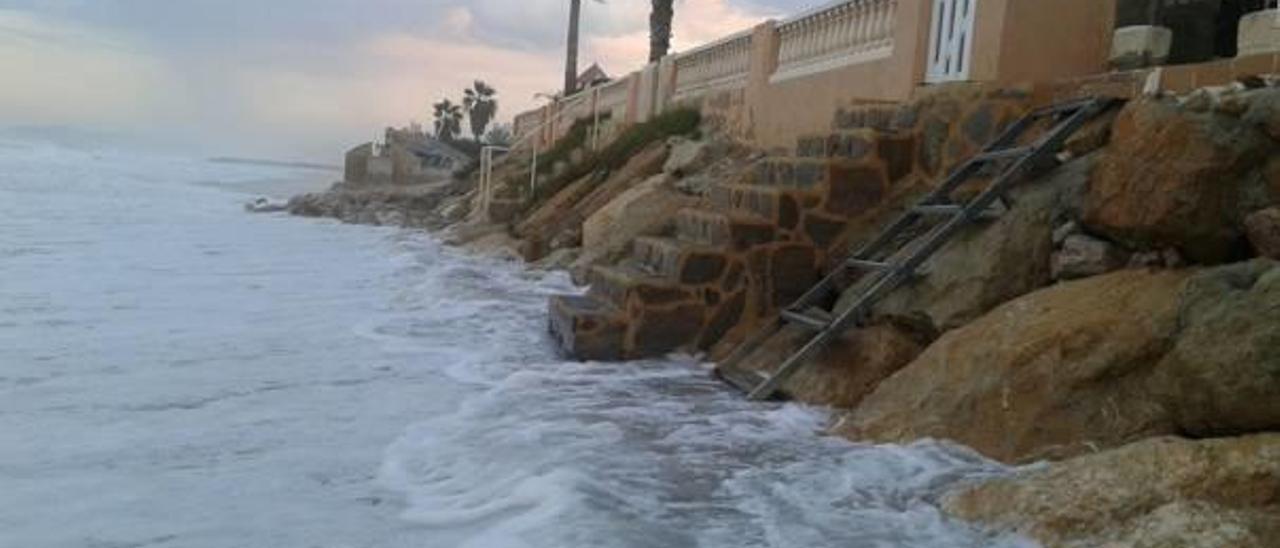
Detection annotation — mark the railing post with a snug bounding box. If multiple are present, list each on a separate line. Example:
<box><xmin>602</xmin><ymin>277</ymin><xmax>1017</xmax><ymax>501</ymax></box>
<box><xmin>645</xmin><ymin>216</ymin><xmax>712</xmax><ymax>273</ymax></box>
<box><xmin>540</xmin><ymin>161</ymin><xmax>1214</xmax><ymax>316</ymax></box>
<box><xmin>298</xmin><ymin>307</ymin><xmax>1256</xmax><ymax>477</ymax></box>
<box><xmin>529</xmin><ymin>140</ymin><xmax>539</xmax><ymax>201</ymax></box>
<box><xmin>592</xmin><ymin>86</ymin><xmax>602</xmax><ymax>152</ymax></box>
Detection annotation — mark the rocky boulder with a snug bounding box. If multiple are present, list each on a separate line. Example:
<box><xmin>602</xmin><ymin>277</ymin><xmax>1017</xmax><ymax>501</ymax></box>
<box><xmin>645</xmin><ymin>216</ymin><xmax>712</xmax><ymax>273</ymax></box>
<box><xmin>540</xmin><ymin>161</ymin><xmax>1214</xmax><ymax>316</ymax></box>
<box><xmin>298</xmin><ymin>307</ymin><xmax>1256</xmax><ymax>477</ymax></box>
<box><xmin>837</xmin><ymin>260</ymin><xmax>1280</xmax><ymax>464</ymax></box>
<box><xmin>663</xmin><ymin>136</ymin><xmax>714</xmax><ymax>177</ymax></box>
<box><xmin>945</xmin><ymin>435</ymin><xmax>1280</xmax><ymax>548</ymax></box>
<box><xmin>737</xmin><ymin>323</ymin><xmax>925</xmax><ymax>408</ymax></box>
<box><xmin>1149</xmin><ymin>260</ymin><xmax>1280</xmax><ymax>437</ymax></box>
<box><xmin>1051</xmin><ymin>233</ymin><xmax>1128</xmax><ymax>281</ymax></box>
<box><xmin>1244</xmin><ymin>207</ymin><xmax>1280</xmax><ymax>259</ymax></box>
<box><xmin>852</xmin><ymin>157</ymin><xmax>1092</xmax><ymax>336</ymax></box>
<box><xmin>1083</xmin><ymin>98</ymin><xmax>1273</xmax><ymax>264</ymax></box>
<box><xmin>581</xmin><ymin>174</ymin><xmax>697</xmax><ymax>256</ymax></box>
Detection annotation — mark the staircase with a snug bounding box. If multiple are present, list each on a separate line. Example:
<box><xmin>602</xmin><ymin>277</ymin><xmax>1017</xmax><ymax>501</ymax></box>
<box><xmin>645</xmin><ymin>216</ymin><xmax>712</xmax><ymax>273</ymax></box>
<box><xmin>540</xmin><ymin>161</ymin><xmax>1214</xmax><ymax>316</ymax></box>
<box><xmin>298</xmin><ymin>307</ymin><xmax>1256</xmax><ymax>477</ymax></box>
<box><xmin>547</xmin><ymin>125</ymin><xmax>927</xmax><ymax>361</ymax></box>
<box><xmin>547</xmin><ymin>170</ymin><xmax>810</xmax><ymax>361</ymax></box>
<box><xmin>714</xmin><ymin>97</ymin><xmax>1117</xmax><ymax>399</ymax></box>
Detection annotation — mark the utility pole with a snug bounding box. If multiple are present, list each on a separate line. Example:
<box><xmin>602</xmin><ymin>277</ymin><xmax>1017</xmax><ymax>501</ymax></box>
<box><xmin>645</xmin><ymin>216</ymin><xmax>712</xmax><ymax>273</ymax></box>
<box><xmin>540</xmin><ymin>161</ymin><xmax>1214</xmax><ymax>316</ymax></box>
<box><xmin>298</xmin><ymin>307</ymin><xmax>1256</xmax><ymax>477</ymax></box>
<box><xmin>565</xmin><ymin>0</ymin><xmax>582</xmax><ymax>97</ymax></box>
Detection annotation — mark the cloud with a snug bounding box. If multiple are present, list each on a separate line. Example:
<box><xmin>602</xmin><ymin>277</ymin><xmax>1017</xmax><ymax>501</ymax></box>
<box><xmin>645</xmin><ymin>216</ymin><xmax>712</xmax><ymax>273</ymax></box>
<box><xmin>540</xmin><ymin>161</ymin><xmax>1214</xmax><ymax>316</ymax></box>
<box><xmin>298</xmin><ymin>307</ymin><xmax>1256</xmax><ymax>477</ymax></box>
<box><xmin>0</xmin><ymin>10</ymin><xmax>181</xmax><ymax>129</ymax></box>
<box><xmin>0</xmin><ymin>0</ymin><xmax>799</xmax><ymax>160</ymax></box>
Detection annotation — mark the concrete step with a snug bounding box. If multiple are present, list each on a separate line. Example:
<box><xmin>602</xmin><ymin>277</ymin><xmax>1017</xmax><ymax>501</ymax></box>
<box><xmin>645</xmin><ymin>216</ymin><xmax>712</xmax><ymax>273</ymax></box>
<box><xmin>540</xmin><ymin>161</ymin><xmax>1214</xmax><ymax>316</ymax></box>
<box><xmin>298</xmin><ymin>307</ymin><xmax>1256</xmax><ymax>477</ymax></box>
<box><xmin>832</xmin><ymin>104</ymin><xmax>919</xmax><ymax>132</ymax></box>
<box><xmin>794</xmin><ymin>128</ymin><xmax>881</xmax><ymax>160</ymax></box>
<box><xmin>548</xmin><ymin>294</ymin><xmax>629</xmax><ymax>362</ymax></box>
<box><xmin>674</xmin><ymin>208</ymin><xmax>778</xmax><ymax>250</ymax></box>
<box><xmin>750</xmin><ymin>158</ymin><xmax>834</xmax><ymax>190</ymax></box>
<box><xmin>632</xmin><ymin>236</ymin><xmax>732</xmax><ymax>286</ymax></box>
<box><xmin>586</xmin><ymin>264</ymin><xmax>692</xmax><ymax>309</ymax></box>
<box><xmin>708</xmin><ymin>183</ymin><xmax>788</xmax><ymax>222</ymax></box>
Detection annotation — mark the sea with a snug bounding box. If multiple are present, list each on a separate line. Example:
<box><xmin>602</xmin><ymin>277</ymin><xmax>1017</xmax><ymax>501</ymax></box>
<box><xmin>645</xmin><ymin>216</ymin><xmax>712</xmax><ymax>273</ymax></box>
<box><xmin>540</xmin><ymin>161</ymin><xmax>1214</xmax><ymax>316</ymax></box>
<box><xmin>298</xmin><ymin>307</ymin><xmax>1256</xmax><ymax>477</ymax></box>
<box><xmin>0</xmin><ymin>137</ymin><xmax>1032</xmax><ymax>548</ymax></box>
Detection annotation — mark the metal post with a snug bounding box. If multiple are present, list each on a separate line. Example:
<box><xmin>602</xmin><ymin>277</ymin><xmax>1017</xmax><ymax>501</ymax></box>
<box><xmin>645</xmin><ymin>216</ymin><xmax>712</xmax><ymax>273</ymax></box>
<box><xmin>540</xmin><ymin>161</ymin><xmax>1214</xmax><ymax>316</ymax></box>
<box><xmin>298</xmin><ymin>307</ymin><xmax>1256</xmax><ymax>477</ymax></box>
<box><xmin>530</xmin><ymin>139</ymin><xmax>539</xmax><ymax>200</ymax></box>
<box><xmin>591</xmin><ymin>86</ymin><xmax>602</xmax><ymax>151</ymax></box>
<box><xmin>480</xmin><ymin>147</ymin><xmax>491</xmax><ymax>216</ymax></box>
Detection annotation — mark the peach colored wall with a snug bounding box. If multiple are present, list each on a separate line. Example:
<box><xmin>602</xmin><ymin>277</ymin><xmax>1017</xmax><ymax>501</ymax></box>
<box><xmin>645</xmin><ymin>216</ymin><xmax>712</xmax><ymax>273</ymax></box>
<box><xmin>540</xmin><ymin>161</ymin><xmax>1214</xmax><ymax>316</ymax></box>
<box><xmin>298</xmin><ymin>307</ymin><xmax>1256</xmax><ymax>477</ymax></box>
<box><xmin>747</xmin><ymin>0</ymin><xmax>934</xmax><ymax>150</ymax></box>
<box><xmin>990</xmin><ymin>0</ymin><xmax>1116</xmax><ymax>85</ymax></box>
<box><xmin>513</xmin><ymin>0</ymin><xmax>1120</xmax><ymax>154</ymax></box>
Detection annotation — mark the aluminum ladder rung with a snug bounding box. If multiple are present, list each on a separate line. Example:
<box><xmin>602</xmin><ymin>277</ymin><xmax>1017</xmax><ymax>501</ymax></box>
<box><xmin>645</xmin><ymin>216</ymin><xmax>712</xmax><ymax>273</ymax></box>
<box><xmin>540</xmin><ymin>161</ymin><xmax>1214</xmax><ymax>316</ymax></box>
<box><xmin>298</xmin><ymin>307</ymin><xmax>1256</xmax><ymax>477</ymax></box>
<box><xmin>974</xmin><ymin>146</ymin><xmax>1033</xmax><ymax>163</ymax></box>
<box><xmin>914</xmin><ymin>204</ymin><xmax>963</xmax><ymax>216</ymax></box>
<box><xmin>781</xmin><ymin>309</ymin><xmax>832</xmax><ymax>331</ymax></box>
<box><xmin>717</xmin><ymin>97</ymin><xmax>1112</xmax><ymax>401</ymax></box>
<box><xmin>1032</xmin><ymin>98</ymin><xmax>1095</xmax><ymax>118</ymax></box>
<box><xmin>846</xmin><ymin>258</ymin><xmax>891</xmax><ymax>271</ymax></box>
<box><xmin>915</xmin><ymin>203</ymin><xmax>1006</xmax><ymax>220</ymax></box>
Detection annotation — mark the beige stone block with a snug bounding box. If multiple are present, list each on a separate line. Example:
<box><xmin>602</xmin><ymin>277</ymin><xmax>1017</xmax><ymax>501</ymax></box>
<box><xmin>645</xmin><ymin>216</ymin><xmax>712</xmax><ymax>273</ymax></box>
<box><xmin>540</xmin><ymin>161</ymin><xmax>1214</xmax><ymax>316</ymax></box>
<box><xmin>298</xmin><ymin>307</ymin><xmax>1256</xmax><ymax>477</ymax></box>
<box><xmin>581</xmin><ymin>174</ymin><xmax>695</xmax><ymax>255</ymax></box>
<box><xmin>1110</xmin><ymin>25</ymin><xmax>1173</xmax><ymax>70</ymax></box>
<box><xmin>1239</xmin><ymin>9</ymin><xmax>1280</xmax><ymax>57</ymax></box>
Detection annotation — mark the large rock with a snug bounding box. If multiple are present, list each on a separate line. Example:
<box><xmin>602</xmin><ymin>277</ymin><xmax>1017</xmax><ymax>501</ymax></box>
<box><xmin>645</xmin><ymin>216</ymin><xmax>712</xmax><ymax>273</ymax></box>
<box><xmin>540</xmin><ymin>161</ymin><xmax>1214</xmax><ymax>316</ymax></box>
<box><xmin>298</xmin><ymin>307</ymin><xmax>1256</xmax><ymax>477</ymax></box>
<box><xmin>1242</xmin><ymin>89</ymin><xmax>1280</xmax><ymax>141</ymax></box>
<box><xmin>1051</xmin><ymin>233</ymin><xmax>1128</xmax><ymax>281</ymax></box>
<box><xmin>1149</xmin><ymin>260</ymin><xmax>1280</xmax><ymax>437</ymax></box>
<box><xmin>581</xmin><ymin>174</ymin><xmax>696</xmax><ymax>255</ymax></box>
<box><xmin>663</xmin><ymin>136</ymin><xmax>713</xmax><ymax>177</ymax></box>
<box><xmin>737</xmin><ymin>323</ymin><xmax>925</xmax><ymax>408</ymax></box>
<box><xmin>851</xmin><ymin>157</ymin><xmax>1092</xmax><ymax>335</ymax></box>
<box><xmin>1245</xmin><ymin>207</ymin><xmax>1280</xmax><ymax>259</ymax></box>
<box><xmin>838</xmin><ymin>260</ymin><xmax>1280</xmax><ymax>464</ymax></box>
<box><xmin>1084</xmin><ymin>101</ymin><xmax>1257</xmax><ymax>258</ymax></box>
<box><xmin>945</xmin><ymin>435</ymin><xmax>1280</xmax><ymax>548</ymax></box>
<box><xmin>515</xmin><ymin>141</ymin><xmax>670</xmax><ymax>256</ymax></box>
<box><xmin>1084</xmin><ymin>98</ymin><xmax>1272</xmax><ymax>264</ymax></box>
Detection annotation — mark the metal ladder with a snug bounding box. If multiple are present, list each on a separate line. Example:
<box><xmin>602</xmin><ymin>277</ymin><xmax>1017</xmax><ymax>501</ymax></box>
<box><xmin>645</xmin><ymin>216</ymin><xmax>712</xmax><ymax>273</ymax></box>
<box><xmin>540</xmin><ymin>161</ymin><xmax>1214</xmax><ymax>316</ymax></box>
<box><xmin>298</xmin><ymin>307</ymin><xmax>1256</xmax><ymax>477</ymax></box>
<box><xmin>717</xmin><ymin>97</ymin><xmax>1116</xmax><ymax>401</ymax></box>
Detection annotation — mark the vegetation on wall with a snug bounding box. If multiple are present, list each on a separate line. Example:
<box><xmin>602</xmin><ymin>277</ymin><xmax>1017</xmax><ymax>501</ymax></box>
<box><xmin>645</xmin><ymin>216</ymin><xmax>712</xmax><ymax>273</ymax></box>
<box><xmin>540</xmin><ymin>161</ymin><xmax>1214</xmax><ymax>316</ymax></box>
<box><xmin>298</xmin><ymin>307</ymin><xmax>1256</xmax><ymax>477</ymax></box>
<box><xmin>520</xmin><ymin>108</ymin><xmax>701</xmax><ymax>207</ymax></box>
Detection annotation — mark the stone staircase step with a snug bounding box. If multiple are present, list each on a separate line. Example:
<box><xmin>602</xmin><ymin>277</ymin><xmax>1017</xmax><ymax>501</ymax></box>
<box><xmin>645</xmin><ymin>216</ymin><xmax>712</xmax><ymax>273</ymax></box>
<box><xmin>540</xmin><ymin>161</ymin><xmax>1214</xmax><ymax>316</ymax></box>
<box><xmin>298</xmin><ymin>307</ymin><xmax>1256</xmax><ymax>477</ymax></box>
<box><xmin>586</xmin><ymin>264</ymin><xmax>691</xmax><ymax>309</ymax></box>
<box><xmin>751</xmin><ymin>158</ymin><xmax>834</xmax><ymax>190</ymax></box>
<box><xmin>632</xmin><ymin>236</ymin><xmax>732</xmax><ymax>286</ymax></box>
<box><xmin>675</xmin><ymin>208</ymin><xmax>778</xmax><ymax>250</ymax></box>
<box><xmin>832</xmin><ymin>104</ymin><xmax>919</xmax><ymax>132</ymax></box>
<box><xmin>548</xmin><ymin>294</ymin><xmax>628</xmax><ymax>361</ymax></box>
<box><xmin>794</xmin><ymin>128</ymin><xmax>882</xmax><ymax>160</ymax></box>
<box><xmin>708</xmin><ymin>184</ymin><xmax>790</xmax><ymax>223</ymax></box>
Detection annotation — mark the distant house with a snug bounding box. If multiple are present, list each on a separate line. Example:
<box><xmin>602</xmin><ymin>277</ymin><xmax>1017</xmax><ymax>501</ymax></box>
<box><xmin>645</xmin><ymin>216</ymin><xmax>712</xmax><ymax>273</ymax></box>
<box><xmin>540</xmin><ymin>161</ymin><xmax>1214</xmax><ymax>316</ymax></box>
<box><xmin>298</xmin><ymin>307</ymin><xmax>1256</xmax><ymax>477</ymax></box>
<box><xmin>575</xmin><ymin>63</ymin><xmax>611</xmax><ymax>92</ymax></box>
<box><xmin>343</xmin><ymin>125</ymin><xmax>475</xmax><ymax>186</ymax></box>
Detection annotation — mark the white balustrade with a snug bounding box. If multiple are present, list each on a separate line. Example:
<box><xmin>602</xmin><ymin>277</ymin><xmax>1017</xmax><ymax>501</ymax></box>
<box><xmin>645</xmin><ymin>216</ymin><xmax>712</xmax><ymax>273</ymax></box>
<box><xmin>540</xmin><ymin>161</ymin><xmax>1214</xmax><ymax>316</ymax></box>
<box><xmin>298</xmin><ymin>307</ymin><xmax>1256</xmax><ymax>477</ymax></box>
<box><xmin>673</xmin><ymin>31</ymin><xmax>753</xmax><ymax>100</ymax></box>
<box><xmin>595</xmin><ymin>78</ymin><xmax>631</xmax><ymax>114</ymax></box>
<box><xmin>773</xmin><ymin>0</ymin><xmax>897</xmax><ymax>83</ymax></box>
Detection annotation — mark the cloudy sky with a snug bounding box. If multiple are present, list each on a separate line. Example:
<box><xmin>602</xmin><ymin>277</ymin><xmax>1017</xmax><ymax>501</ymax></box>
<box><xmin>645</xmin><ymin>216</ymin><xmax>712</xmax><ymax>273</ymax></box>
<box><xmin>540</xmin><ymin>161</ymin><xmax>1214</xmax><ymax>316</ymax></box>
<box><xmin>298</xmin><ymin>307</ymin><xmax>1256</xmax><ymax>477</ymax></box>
<box><xmin>0</xmin><ymin>0</ymin><xmax>809</xmax><ymax>160</ymax></box>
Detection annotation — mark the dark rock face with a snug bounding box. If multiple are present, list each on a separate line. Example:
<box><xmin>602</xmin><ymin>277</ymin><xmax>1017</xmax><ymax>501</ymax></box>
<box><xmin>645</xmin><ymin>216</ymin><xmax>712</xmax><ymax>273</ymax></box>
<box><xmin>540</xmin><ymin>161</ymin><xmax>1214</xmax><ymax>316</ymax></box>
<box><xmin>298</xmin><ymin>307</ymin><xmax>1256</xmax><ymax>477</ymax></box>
<box><xmin>769</xmin><ymin>245</ymin><xmax>818</xmax><ymax>307</ymax></box>
<box><xmin>839</xmin><ymin>261</ymin><xmax>1280</xmax><ymax>465</ymax></box>
<box><xmin>680</xmin><ymin>253</ymin><xmax>727</xmax><ymax>285</ymax></box>
<box><xmin>632</xmin><ymin>303</ymin><xmax>706</xmax><ymax>356</ymax></box>
<box><xmin>824</xmin><ymin>163</ymin><xmax>886</xmax><ymax>217</ymax></box>
<box><xmin>1245</xmin><ymin>207</ymin><xmax>1280</xmax><ymax>259</ymax></box>
<box><xmin>946</xmin><ymin>434</ymin><xmax>1280</xmax><ymax>548</ymax></box>
<box><xmin>699</xmin><ymin>291</ymin><xmax>746</xmax><ymax>349</ymax></box>
<box><xmin>286</xmin><ymin>182</ymin><xmax>464</xmax><ymax>230</ymax></box>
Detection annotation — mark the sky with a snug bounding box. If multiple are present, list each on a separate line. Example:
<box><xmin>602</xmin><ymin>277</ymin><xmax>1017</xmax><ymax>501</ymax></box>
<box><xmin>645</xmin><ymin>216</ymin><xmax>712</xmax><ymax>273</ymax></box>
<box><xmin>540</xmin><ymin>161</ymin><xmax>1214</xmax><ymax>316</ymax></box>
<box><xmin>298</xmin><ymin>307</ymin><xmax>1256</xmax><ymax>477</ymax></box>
<box><xmin>0</xmin><ymin>0</ymin><xmax>809</xmax><ymax>161</ymax></box>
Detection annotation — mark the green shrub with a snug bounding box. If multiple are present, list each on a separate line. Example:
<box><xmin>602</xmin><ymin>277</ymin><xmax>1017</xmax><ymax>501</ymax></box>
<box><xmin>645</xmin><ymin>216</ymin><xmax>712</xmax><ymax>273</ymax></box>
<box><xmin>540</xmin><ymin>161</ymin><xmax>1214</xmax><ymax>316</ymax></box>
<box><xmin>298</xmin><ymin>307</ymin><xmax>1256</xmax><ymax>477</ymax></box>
<box><xmin>523</xmin><ymin>108</ymin><xmax>701</xmax><ymax>207</ymax></box>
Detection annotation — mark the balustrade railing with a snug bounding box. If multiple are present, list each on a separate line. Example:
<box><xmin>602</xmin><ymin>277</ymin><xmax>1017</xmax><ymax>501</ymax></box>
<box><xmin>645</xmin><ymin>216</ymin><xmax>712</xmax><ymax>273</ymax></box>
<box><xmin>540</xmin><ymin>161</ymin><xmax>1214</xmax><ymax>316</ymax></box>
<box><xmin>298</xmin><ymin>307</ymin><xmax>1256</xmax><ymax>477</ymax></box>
<box><xmin>673</xmin><ymin>31</ymin><xmax>753</xmax><ymax>99</ymax></box>
<box><xmin>595</xmin><ymin>77</ymin><xmax>631</xmax><ymax>114</ymax></box>
<box><xmin>773</xmin><ymin>0</ymin><xmax>898</xmax><ymax>82</ymax></box>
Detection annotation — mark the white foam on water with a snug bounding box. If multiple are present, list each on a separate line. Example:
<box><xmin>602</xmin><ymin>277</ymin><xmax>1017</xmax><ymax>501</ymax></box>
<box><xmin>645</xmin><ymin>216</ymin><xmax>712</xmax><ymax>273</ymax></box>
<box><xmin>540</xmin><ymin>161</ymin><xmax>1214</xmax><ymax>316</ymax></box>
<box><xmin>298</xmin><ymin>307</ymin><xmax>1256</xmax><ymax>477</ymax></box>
<box><xmin>0</xmin><ymin>143</ymin><xmax>1034</xmax><ymax>548</ymax></box>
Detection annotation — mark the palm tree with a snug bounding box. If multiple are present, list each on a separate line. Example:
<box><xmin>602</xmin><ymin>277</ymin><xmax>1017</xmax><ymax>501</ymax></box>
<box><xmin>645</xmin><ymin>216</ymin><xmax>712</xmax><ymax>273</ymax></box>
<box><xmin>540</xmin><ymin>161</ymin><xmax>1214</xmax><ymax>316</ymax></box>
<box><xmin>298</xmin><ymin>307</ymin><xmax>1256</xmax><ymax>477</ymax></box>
<box><xmin>432</xmin><ymin>99</ymin><xmax>464</xmax><ymax>142</ymax></box>
<box><xmin>649</xmin><ymin>0</ymin><xmax>674</xmax><ymax>63</ymax></box>
<box><xmin>463</xmin><ymin>81</ymin><xmax>499</xmax><ymax>142</ymax></box>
